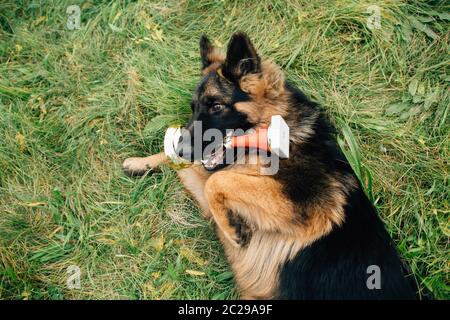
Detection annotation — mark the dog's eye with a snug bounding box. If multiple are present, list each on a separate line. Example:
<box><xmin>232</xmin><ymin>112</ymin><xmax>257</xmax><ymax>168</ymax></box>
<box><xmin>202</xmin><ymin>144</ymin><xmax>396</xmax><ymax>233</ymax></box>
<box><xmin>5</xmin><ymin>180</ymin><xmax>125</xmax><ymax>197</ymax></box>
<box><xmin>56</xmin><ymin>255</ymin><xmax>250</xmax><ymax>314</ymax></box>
<box><xmin>210</xmin><ymin>103</ymin><xmax>225</xmax><ymax>113</ymax></box>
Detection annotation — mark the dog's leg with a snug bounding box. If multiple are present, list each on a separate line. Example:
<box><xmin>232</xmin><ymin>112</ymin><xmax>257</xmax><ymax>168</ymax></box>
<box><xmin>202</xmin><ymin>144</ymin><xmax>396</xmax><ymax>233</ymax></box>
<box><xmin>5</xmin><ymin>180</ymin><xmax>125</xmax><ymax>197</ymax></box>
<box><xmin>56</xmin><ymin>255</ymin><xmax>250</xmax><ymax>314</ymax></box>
<box><xmin>204</xmin><ymin>171</ymin><xmax>294</xmax><ymax>247</ymax></box>
<box><xmin>123</xmin><ymin>153</ymin><xmax>212</xmax><ymax>218</ymax></box>
<box><xmin>177</xmin><ymin>166</ymin><xmax>212</xmax><ymax>219</ymax></box>
<box><xmin>205</xmin><ymin>170</ymin><xmax>345</xmax><ymax>247</ymax></box>
<box><xmin>123</xmin><ymin>152</ymin><xmax>167</xmax><ymax>176</ymax></box>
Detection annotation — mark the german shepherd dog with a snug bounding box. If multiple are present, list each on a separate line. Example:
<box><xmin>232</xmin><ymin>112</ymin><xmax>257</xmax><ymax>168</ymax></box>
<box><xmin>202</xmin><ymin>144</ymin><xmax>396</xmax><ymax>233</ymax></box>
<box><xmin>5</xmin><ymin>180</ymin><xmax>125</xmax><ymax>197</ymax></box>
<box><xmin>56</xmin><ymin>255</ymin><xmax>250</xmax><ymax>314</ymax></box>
<box><xmin>123</xmin><ymin>32</ymin><xmax>419</xmax><ymax>299</ymax></box>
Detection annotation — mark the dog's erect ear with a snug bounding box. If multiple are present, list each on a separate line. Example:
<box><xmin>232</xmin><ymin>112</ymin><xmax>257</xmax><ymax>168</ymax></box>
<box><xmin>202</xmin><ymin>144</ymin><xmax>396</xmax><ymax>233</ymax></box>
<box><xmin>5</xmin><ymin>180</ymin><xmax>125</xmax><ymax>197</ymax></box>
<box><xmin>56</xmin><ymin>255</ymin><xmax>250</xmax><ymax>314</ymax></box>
<box><xmin>222</xmin><ymin>32</ymin><xmax>261</xmax><ymax>82</ymax></box>
<box><xmin>200</xmin><ymin>35</ymin><xmax>216</xmax><ymax>70</ymax></box>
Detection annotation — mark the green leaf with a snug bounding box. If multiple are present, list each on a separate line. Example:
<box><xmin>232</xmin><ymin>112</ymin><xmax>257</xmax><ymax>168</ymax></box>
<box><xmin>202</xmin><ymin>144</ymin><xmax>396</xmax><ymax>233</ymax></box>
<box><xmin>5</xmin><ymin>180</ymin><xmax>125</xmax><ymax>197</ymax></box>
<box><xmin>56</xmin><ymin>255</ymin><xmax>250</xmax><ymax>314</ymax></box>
<box><xmin>386</xmin><ymin>102</ymin><xmax>409</xmax><ymax>115</ymax></box>
<box><xmin>412</xmin><ymin>94</ymin><xmax>423</xmax><ymax>104</ymax></box>
<box><xmin>416</xmin><ymin>16</ymin><xmax>434</xmax><ymax>23</ymax></box>
<box><xmin>337</xmin><ymin>122</ymin><xmax>362</xmax><ymax>179</ymax></box>
<box><xmin>216</xmin><ymin>271</ymin><xmax>234</xmax><ymax>282</ymax></box>
<box><xmin>423</xmin><ymin>87</ymin><xmax>439</xmax><ymax>110</ymax></box>
<box><xmin>437</xmin><ymin>12</ymin><xmax>450</xmax><ymax>21</ymax></box>
<box><xmin>409</xmin><ymin>17</ymin><xmax>438</xmax><ymax>40</ymax></box>
<box><xmin>108</xmin><ymin>23</ymin><xmax>123</xmax><ymax>33</ymax></box>
<box><xmin>400</xmin><ymin>109</ymin><xmax>412</xmax><ymax>120</ymax></box>
<box><xmin>401</xmin><ymin>94</ymin><xmax>410</xmax><ymax>103</ymax></box>
<box><xmin>417</xmin><ymin>83</ymin><xmax>425</xmax><ymax>95</ymax></box>
<box><xmin>212</xmin><ymin>292</ymin><xmax>228</xmax><ymax>300</ymax></box>
<box><xmin>408</xmin><ymin>79</ymin><xmax>419</xmax><ymax>96</ymax></box>
<box><xmin>143</xmin><ymin>115</ymin><xmax>178</xmax><ymax>136</ymax></box>
<box><xmin>337</xmin><ymin>121</ymin><xmax>374</xmax><ymax>202</ymax></box>
<box><xmin>400</xmin><ymin>21</ymin><xmax>413</xmax><ymax>42</ymax></box>
<box><xmin>428</xmin><ymin>10</ymin><xmax>450</xmax><ymax>21</ymax></box>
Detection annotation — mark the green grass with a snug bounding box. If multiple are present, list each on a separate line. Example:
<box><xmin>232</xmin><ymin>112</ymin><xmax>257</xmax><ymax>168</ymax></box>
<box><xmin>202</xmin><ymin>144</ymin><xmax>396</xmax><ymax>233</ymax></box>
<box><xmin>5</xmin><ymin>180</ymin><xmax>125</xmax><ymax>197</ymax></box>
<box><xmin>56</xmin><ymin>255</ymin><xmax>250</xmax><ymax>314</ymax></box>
<box><xmin>0</xmin><ymin>0</ymin><xmax>448</xmax><ymax>300</ymax></box>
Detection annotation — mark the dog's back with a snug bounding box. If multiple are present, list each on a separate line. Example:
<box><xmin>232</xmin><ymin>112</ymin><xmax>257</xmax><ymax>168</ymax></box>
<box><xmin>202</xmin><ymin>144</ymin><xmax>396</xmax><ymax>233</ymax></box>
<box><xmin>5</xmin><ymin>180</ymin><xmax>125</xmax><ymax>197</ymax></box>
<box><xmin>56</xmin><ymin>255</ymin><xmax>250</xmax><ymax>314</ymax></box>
<box><xmin>274</xmin><ymin>84</ymin><xmax>419</xmax><ymax>299</ymax></box>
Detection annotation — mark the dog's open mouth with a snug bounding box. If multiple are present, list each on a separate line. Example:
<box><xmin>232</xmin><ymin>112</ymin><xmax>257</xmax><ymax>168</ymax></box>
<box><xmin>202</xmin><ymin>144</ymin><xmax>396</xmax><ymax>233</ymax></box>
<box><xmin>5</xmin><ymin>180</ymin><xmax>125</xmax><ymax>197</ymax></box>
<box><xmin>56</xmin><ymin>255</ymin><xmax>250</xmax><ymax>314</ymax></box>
<box><xmin>201</xmin><ymin>145</ymin><xmax>226</xmax><ymax>171</ymax></box>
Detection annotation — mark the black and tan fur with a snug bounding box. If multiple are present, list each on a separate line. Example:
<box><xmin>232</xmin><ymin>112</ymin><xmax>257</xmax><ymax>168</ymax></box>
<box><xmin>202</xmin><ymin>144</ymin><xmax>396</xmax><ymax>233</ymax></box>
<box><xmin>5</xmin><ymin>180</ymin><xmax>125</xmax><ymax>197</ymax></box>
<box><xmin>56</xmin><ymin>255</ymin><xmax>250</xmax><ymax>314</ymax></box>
<box><xmin>123</xmin><ymin>32</ymin><xmax>419</xmax><ymax>299</ymax></box>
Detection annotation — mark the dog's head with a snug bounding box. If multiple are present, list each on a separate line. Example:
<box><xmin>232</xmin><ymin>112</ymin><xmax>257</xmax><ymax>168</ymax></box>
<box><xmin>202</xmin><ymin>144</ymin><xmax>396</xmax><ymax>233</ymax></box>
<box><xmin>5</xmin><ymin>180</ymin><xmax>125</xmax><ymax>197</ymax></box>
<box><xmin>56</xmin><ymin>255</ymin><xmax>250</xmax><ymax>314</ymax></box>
<box><xmin>178</xmin><ymin>32</ymin><xmax>287</xmax><ymax>171</ymax></box>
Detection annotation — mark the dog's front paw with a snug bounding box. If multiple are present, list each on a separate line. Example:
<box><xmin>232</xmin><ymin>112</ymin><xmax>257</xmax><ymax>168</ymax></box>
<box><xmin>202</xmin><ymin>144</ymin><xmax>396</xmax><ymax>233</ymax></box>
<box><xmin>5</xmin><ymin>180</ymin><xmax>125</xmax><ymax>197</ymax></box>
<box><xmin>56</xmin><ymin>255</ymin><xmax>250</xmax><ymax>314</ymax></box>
<box><xmin>123</xmin><ymin>157</ymin><xmax>154</xmax><ymax>176</ymax></box>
